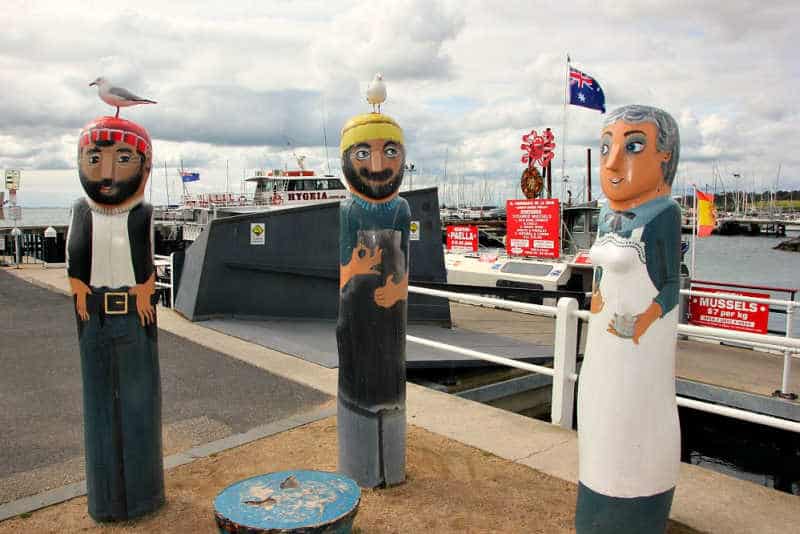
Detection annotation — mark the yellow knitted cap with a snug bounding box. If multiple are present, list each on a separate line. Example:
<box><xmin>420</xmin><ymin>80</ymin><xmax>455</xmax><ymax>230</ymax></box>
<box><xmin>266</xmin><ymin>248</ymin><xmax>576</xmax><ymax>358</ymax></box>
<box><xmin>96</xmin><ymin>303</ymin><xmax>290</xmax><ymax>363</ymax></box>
<box><xmin>339</xmin><ymin>113</ymin><xmax>404</xmax><ymax>154</ymax></box>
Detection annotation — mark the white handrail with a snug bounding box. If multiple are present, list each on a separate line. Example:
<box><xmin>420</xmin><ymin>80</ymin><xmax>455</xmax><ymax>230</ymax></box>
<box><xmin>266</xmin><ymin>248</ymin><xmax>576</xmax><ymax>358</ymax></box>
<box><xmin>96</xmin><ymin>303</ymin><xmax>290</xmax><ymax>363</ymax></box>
<box><xmin>408</xmin><ymin>285</ymin><xmax>556</xmax><ymax>317</ymax></box>
<box><xmin>681</xmin><ymin>289</ymin><xmax>797</xmax><ymax>309</ymax></box>
<box><xmin>407</xmin><ymin>285</ymin><xmax>799</xmax><ymax>433</ymax></box>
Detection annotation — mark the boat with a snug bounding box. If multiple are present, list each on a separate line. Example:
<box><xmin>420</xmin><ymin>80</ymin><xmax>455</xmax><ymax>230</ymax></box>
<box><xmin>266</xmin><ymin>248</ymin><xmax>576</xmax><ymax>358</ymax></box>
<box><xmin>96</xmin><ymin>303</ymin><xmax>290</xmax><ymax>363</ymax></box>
<box><xmin>154</xmin><ymin>156</ymin><xmax>349</xmax><ymax>245</ymax></box>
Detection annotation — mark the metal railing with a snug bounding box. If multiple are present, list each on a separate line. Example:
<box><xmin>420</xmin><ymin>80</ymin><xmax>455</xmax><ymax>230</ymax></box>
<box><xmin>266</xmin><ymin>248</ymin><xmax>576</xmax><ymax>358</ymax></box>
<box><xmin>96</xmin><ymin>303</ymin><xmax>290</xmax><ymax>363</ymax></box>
<box><xmin>154</xmin><ymin>254</ymin><xmax>174</xmax><ymax>307</ymax></box>
<box><xmin>407</xmin><ymin>285</ymin><xmax>800</xmax><ymax>434</ymax></box>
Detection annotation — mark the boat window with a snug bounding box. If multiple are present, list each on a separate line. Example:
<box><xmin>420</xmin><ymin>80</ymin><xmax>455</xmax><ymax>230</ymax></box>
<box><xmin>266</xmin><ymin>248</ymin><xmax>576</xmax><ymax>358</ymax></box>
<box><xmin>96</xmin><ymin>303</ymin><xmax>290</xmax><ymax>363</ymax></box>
<box><xmin>572</xmin><ymin>212</ymin><xmax>586</xmax><ymax>233</ymax></box>
<box><xmin>590</xmin><ymin>212</ymin><xmax>599</xmax><ymax>232</ymax></box>
<box><xmin>327</xmin><ymin>179</ymin><xmax>347</xmax><ymax>190</ymax></box>
<box><xmin>500</xmin><ymin>262</ymin><xmax>554</xmax><ymax>276</ymax></box>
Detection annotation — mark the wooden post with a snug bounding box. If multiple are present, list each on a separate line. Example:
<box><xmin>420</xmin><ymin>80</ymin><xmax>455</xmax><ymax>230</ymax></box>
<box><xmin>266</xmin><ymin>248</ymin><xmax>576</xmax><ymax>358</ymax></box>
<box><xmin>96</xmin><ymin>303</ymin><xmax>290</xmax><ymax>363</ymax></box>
<box><xmin>577</xmin><ymin>105</ymin><xmax>681</xmax><ymax>533</ymax></box>
<box><xmin>551</xmin><ymin>297</ymin><xmax>577</xmax><ymax>429</ymax></box>
<box><xmin>68</xmin><ymin>116</ymin><xmax>164</xmax><ymax>521</ymax></box>
<box><xmin>337</xmin><ymin>107</ymin><xmax>409</xmax><ymax>488</ymax></box>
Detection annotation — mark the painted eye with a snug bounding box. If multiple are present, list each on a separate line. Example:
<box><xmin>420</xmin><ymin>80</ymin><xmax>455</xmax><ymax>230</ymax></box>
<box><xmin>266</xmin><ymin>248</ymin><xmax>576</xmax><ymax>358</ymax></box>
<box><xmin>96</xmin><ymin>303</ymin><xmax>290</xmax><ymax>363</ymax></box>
<box><xmin>354</xmin><ymin>148</ymin><xmax>370</xmax><ymax>160</ymax></box>
<box><xmin>384</xmin><ymin>146</ymin><xmax>399</xmax><ymax>158</ymax></box>
<box><xmin>626</xmin><ymin>141</ymin><xmax>644</xmax><ymax>153</ymax></box>
<box><xmin>118</xmin><ymin>154</ymin><xmax>132</xmax><ymax>163</ymax></box>
<box><xmin>600</xmin><ymin>144</ymin><xmax>609</xmax><ymax>156</ymax></box>
<box><xmin>88</xmin><ymin>154</ymin><xmax>101</xmax><ymax>164</ymax></box>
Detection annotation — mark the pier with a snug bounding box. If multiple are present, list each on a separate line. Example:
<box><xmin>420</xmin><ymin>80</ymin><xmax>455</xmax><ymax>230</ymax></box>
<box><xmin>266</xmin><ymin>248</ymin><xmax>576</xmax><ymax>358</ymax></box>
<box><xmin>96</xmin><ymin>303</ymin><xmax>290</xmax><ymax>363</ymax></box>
<box><xmin>1</xmin><ymin>265</ymin><xmax>798</xmax><ymax>533</ymax></box>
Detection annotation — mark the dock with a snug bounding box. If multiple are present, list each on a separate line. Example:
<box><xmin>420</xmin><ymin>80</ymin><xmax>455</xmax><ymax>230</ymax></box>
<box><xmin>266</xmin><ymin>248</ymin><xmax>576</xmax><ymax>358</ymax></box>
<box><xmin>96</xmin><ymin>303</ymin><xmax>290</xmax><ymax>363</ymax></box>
<box><xmin>1</xmin><ymin>265</ymin><xmax>798</xmax><ymax>533</ymax></box>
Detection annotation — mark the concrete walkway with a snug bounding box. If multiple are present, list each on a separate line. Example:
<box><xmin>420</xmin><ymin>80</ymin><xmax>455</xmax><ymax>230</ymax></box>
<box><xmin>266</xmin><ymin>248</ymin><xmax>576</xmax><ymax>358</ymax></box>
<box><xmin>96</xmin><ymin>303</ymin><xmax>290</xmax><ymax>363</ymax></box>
<box><xmin>0</xmin><ymin>268</ymin><xmax>331</xmax><ymax>505</ymax></box>
<box><xmin>4</xmin><ymin>265</ymin><xmax>800</xmax><ymax>534</ymax></box>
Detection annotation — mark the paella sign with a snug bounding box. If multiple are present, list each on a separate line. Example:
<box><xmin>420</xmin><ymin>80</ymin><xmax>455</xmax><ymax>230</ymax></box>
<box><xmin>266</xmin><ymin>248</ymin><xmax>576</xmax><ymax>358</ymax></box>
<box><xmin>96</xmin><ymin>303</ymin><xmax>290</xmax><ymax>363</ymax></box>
<box><xmin>688</xmin><ymin>286</ymin><xmax>769</xmax><ymax>334</ymax></box>
<box><xmin>506</xmin><ymin>198</ymin><xmax>560</xmax><ymax>258</ymax></box>
<box><xmin>446</xmin><ymin>225</ymin><xmax>478</xmax><ymax>252</ymax></box>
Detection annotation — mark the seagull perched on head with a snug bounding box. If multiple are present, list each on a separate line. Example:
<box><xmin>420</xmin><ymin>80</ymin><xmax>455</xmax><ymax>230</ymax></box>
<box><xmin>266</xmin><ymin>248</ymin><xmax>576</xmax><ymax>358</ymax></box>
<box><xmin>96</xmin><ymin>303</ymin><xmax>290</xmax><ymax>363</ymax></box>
<box><xmin>89</xmin><ymin>77</ymin><xmax>157</xmax><ymax>118</ymax></box>
<box><xmin>366</xmin><ymin>73</ymin><xmax>386</xmax><ymax>113</ymax></box>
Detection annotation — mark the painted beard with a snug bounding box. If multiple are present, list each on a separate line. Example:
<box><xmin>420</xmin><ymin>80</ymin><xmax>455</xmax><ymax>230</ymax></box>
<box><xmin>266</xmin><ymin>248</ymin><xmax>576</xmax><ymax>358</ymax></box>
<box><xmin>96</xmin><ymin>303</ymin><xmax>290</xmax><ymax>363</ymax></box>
<box><xmin>342</xmin><ymin>151</ymin><xmax>405</xmax><ymax>201</ymax></box>
<box><xmin>79</xmin><ymin>169</ymin><xmax>144</xmax><ymax>206</ymax></box>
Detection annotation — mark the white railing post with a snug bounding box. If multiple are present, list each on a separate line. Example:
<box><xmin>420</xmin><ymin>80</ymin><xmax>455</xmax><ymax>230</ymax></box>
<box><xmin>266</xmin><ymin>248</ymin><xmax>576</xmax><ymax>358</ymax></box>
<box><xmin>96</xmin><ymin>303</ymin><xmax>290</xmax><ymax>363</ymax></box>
<box><xmin>778</xmin><ymin>303</ymin><xmax>796</xmax><ymax>399</ymax></box>
<box><xmin>551</xmin><ymin>297</ymin><xmax>579</xmax><ymax>429</ymax></box>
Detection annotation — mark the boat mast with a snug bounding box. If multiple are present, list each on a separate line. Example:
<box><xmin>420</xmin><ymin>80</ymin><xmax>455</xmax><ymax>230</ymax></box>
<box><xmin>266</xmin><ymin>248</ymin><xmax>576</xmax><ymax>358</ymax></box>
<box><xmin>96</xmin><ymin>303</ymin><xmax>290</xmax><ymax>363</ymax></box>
<box><xmin>164</xmin><ymin>160</ymin><xmax>170</xmax><ymax>206</ymax></box>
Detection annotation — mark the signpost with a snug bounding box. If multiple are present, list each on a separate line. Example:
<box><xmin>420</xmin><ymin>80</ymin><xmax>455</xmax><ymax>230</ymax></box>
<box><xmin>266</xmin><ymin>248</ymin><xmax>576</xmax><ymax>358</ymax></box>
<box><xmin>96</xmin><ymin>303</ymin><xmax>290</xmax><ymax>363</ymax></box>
<box><xmin>689</xmin><ymin>286</ymin><xmax>770</xmax><ymax>334</ymax></box>
<box><xmin>505</xmin><ymin>198</ymin><xmax>560</xmax><ymax>258</ymax></box>
<box><xmin>446</xmin><ymin>225</ymin><xmax>478</xmax><ymax>252</ymax></box>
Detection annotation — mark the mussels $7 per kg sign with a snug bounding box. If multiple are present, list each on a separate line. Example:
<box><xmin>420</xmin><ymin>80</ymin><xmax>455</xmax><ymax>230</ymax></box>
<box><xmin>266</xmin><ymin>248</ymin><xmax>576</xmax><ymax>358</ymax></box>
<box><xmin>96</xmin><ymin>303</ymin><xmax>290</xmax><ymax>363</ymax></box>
<box><xmin>689</xmin><ymin>286</ymin><xmax>769</xmax><ymax>334</ymax></box>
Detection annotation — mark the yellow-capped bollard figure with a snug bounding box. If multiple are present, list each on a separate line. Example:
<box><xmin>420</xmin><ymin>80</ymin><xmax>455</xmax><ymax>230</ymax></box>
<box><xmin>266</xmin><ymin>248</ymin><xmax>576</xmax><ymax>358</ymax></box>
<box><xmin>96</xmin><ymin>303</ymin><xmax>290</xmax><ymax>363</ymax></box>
<box><xmin>336</xmin><ymin>85</ymin><xmax>410</xmax><ymax>488</ymax></box>
<box><xmin>577</xmin><ymin>105</ymin><xmax>682</xmax><ymax>533</ymax></box>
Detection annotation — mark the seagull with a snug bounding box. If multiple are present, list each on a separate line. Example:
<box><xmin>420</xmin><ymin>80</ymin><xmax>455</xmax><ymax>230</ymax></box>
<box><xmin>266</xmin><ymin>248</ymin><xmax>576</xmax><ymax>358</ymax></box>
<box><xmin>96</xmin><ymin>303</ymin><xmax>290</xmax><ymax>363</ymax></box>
<box><xmin>366</xmin><ymin>73</ymin><xmax>386</xmax><ymax>113</ymax></box>
<box><xmin>89</xmin><ymin>77</ymin><xmax>157</xmax><ymax>118</ymax></box>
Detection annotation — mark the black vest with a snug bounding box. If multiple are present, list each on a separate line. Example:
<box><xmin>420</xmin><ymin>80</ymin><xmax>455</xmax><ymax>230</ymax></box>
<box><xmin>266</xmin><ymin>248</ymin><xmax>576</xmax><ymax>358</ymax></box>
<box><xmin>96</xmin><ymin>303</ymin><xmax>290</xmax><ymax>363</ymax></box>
<box><xmin>67</xmin><ymin>198</ymin><xmax>154</xmax><ymax>288</ymax></box>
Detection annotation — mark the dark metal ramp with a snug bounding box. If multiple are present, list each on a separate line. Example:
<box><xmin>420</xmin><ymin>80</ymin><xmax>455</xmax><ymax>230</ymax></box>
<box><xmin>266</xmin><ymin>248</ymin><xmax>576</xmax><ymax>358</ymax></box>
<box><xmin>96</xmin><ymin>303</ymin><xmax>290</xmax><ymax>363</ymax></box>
<box><xmin>201</xmin><ymin>318</ymin><xmax>554</xmax><ymax>369</ymax></box>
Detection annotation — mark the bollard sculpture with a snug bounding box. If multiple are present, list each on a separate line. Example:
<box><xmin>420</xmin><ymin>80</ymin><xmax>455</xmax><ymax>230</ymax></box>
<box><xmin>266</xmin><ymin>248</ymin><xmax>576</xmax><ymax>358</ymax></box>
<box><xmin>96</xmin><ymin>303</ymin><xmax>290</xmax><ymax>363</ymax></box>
<box><xmin>67</xmin><ymin>116</ymin><xmax>164</xmax><ymax>521</ymax></box>
<box><xmin>576</xmin><ymin>105</ymin><xmax>682</xmax><ymax>533</ymax></box>
<box><xmin>336</xmin><ymin>103</ymin><xmax>410</xmax><ymax>488</ymax></box>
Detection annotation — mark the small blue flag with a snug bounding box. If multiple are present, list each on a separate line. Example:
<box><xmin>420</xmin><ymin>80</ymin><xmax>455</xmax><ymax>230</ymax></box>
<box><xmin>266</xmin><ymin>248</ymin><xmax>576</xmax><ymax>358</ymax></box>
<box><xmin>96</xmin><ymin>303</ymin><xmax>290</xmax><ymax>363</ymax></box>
<box><xmin>180</xmin><ymin>171</ymin><xmax>200</xmax><ymax>182</ymax></box>
<box><xmin>569</xmin><ymin>66</ymin><xmax>605</xmax><ymax>113</ymax></box>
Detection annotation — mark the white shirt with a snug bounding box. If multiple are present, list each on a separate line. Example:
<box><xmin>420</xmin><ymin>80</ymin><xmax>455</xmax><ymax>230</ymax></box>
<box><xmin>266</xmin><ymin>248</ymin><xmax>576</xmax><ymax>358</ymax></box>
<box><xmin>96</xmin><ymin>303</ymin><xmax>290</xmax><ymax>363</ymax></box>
<box><xmin>90</xmin><ymin>210</ymin><xmax>137</xmax><ymax>288</ymax></box>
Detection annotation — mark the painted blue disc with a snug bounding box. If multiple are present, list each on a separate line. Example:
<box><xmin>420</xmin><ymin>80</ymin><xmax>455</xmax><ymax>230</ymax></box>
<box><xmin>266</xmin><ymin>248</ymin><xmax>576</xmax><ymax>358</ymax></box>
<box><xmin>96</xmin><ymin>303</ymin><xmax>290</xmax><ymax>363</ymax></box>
<box><xmin>214</xmin><ymin>470</ymin><xmax>361</xmax><ymax>531</ymax></box>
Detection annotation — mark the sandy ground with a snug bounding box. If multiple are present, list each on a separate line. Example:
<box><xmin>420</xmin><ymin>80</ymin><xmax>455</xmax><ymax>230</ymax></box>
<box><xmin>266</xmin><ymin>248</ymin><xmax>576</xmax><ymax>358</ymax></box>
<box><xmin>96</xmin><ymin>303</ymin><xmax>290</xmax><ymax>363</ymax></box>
<box><xmin>0</xmin><ymin>418</ymin><xmax>701</xmax><ymax>534</ymax></box>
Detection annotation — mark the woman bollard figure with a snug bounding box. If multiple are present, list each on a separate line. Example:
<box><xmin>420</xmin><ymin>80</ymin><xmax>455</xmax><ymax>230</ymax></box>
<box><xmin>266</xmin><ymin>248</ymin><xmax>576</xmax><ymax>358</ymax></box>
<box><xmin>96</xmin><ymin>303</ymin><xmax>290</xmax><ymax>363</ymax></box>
<box><xmin>576</xmin><ymin>105</ymin><xmax>682</xmax><ymax>533</ymax></box>
<box><xmin>336</xmin><ymin>106</ymin><xmax>410</xmax><ymax>488</ymax></box>
<box><xmin>67</xmin><ymin>116</ymin><xmax>164</xmax><ymax>521</ymax></box>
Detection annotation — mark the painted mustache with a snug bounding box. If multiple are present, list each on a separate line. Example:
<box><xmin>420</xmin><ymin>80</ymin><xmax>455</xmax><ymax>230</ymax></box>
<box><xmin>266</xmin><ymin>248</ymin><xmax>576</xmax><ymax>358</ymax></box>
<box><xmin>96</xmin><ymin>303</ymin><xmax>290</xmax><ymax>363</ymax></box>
<box><xmin>359</xmin><ymin>168</ymin><xmax>393</xmax><ymax>182</ymax></box>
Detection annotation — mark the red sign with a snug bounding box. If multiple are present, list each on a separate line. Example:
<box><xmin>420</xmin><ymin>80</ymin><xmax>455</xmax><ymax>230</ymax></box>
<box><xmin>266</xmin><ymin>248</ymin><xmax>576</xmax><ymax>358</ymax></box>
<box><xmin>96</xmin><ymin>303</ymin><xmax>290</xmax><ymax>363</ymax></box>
<box><xmin>573</xmin><ymin>251</ymin><xmax>592</xmax><ymax>265</ymax></box>
<box><xmin>689</xmin><ymin>286</ymin><xmax>770</xmax><ymax>334</ymax></box>
<box><xmin>506</xmin><ymin>199</ymin><xmax>560</xmax><ymax>258</ymax></box>
<box><xmin>446</xmin><ymin>225</ymin><xmax>478</xmax><ymax>252</ymax></box>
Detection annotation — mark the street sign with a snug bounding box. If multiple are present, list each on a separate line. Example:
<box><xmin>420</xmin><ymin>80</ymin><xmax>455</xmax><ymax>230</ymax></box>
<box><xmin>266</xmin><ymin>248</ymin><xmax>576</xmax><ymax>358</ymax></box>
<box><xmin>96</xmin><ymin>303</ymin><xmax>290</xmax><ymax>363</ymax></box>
<box><xmin>4</xmin><ymin>169</ymin><xmax>21</xmax><ymax>190</ymax></box>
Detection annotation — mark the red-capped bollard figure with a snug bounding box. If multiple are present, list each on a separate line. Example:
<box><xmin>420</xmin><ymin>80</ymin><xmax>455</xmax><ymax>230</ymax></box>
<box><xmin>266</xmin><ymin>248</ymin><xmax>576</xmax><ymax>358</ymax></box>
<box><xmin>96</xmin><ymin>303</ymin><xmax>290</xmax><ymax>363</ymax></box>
<box><xmin>336</xmin><ymin>111</ymin><xmax>409</xmax><ymax>488</ymax></box>
<box><xmin>67</xmin><ymin>116</ymin><xmax>164</xmax><ymax>521</ymax></box>
<box><xmin>576</xmin><ymin>105</ymin><xmax>682</xmax><ymax>533</ymax></box>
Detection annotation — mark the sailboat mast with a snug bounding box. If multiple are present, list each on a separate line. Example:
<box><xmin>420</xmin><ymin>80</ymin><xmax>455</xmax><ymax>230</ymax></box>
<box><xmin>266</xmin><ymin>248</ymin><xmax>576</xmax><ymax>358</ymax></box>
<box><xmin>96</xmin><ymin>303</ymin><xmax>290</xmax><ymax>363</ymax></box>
<box><xmin>164</xmin><ymin>160</ymin><xmax>170</xmax><ymax>206</ymax></box>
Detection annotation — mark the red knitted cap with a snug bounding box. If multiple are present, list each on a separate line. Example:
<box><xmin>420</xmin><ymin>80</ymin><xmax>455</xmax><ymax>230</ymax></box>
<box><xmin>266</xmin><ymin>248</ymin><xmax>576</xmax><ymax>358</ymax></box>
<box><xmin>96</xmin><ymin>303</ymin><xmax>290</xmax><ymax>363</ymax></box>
<box><xmin>79</xmin><ymin>116</ymin><xmax>151</xmax><ymax>155</ymax></box>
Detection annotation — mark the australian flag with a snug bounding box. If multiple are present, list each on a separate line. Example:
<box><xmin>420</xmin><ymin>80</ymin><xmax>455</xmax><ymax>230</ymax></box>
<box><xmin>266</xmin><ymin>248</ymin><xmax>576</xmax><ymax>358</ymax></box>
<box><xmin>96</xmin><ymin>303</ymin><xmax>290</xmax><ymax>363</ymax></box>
<box><xmin>180</xmin><ymin>171</ymin><xmax>200</xmax><ymax>182</ymax></box>
<box><xmin>569</xmin><ymin>66</ymin><xmax>605</xmax><ymax>113</ymax></box>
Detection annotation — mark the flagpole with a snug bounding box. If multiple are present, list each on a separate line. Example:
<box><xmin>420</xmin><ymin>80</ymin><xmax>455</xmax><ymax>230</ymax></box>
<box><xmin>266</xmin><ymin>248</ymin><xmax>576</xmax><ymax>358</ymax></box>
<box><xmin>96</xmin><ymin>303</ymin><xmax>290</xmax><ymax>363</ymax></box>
<box><xmin>561</xmin><ymin>53</ymin><xmax>570</xmax><ymax>199</ymax></box>
<box><xmin>691</xmin><ymin>183</ymin><xmax>697</xmax><ymax>278</ymax></box>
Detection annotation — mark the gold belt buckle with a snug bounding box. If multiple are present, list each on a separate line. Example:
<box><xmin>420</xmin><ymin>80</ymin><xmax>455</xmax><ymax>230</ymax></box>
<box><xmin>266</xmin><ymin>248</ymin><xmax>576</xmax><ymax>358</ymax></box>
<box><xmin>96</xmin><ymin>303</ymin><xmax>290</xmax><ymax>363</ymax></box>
<box><xmin>104</xmin><ymin>292</ymin><xmax>128</xmax><ymax>315</ymax></box>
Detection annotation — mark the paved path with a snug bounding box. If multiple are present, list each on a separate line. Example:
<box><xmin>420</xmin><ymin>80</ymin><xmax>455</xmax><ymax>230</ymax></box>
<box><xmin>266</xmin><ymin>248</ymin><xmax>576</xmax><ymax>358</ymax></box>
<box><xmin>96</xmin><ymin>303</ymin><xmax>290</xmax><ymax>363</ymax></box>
<box><xmin>0</xmin><ymin>269</ymin><xmax>331</xmax><ymax>504</ymax></box>
<box><xmin>3</xmin><ymin>266</ymin><xmax>799</xmax><ymax>534</ymax></box>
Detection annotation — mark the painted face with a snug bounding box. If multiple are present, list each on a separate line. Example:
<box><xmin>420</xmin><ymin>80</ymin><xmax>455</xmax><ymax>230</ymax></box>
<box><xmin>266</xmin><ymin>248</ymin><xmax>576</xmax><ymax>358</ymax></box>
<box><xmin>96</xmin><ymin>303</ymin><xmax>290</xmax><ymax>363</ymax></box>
<box><xmin>342</xmin><ymin>139</ymin><xmax>405</xmax><ymax>202</ymax></box>
<box><xmin>78</xmin><ymin>140</ymin><xmax>148</xmax><ymax>205</ymax></box>
<box><xmin>600</xmin><ymin>121</ymin><xmax>671</xmax><ymax>208</ymax></box>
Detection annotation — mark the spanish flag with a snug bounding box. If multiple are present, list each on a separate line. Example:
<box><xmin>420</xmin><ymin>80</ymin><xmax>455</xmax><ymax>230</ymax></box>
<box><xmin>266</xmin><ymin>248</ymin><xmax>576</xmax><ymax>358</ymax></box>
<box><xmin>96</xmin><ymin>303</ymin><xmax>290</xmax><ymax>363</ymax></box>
<box><xmin>696</xmin><ymin>190</ymin><xmax>716</xmax><ymax>237</ymax></box>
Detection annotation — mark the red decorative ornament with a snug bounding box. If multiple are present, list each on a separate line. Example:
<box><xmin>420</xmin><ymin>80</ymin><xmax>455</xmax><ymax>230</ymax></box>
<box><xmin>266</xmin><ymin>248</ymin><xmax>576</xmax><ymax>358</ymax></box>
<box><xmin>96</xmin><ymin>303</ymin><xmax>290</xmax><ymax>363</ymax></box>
<box><xmin>520</xmin><ymin>128</ymin><xmax>556</xmax><ymax>168</ymax></box>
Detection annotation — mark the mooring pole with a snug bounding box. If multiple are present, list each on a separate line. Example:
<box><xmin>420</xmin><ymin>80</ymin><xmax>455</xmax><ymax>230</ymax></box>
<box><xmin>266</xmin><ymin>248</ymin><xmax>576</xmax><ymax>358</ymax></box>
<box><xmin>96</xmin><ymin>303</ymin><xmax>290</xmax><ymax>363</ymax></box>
<box><xmin>586</xmin><ymin>148</ymin><xmax>592</xmax><ymax>202</ymax></box>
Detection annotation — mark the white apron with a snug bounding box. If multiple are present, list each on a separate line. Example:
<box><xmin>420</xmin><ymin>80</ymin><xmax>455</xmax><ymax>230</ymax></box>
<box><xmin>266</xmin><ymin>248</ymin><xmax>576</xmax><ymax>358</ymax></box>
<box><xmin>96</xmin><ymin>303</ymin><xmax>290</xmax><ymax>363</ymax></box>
<box><xmin>578</xmin><ymin>227</ymin><xmax>680</xmax><ymax>498</ymax></box>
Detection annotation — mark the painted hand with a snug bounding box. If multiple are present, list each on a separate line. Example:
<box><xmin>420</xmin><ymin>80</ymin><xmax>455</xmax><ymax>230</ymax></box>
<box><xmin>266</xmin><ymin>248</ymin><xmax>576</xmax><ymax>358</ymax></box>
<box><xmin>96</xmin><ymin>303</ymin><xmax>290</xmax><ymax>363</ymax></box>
<box><xmin>340</xmin><ymin>243</ymin><xmax>382</xmax><ymax>289</ymax></box>
<box><xmin>590</xmin><ymin>288</ymin><xmax>604</xmax><ymax>314</ymax></box>
<box><xmin>632</xmin><ymin>302</ymin><xmax>662</xmax><ymax>345</ymax></box>
<box><xmin>374</xmin><ymin>272</ymin><xmax>409</xmax><ymax>309</ymax></box>
<box><xmin>128</xmin><ymin>273</ymin><xmax>156</xmax><ymax>326</ymax></box>
<box><xmin>69</xmin><ymin>277</ymin><xmax>92</xmax><ymax>321</ymax></box>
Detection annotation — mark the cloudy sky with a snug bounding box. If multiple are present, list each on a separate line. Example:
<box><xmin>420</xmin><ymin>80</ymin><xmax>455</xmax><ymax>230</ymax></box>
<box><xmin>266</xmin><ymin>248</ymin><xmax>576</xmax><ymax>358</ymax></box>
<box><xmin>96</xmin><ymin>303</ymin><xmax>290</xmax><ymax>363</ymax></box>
<box><xmin>2</xmin><ymin>0</ymin><xmax>798</xmax><ymax>207</ymax></box>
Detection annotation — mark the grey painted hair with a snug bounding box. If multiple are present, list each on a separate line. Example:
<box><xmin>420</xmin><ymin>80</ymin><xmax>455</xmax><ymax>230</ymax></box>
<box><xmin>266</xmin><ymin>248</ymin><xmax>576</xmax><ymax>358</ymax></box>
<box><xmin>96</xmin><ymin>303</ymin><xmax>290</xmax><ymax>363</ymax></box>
<box><xmin>602</xmin><ymin>104</ymin><xmax>680</xmax><ymax>186</ymax></box>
